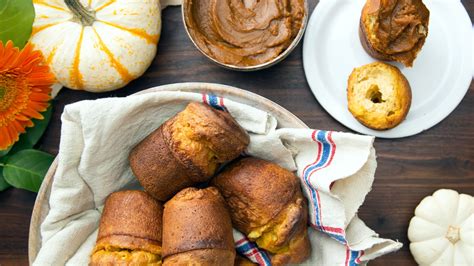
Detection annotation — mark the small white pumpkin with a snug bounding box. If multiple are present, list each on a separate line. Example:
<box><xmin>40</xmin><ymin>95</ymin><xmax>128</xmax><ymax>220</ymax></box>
<box><xmin>408</xmin><ymin>189</ymin><xmax>474</xmax><ymax>266</ymax></box>
<box><xmin>30</xmin><ymin>0</ymin><xmax>161</xmax><ymax>92</ymax></box>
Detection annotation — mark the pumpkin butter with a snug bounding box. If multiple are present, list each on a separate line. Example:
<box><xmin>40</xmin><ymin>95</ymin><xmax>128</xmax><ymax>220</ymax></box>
<box><xmin>360</xmin><ymin>0</ymin><xmax>430</xmax><ymax>67</ymax></box>
<box><xmin>184</xmin><ymin>0</ymin><xmax>305</xmax><ymax>67</ymax></box>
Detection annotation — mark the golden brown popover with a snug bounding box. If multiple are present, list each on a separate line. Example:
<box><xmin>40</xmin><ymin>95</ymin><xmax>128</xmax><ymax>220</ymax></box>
<box><xmin>90</xmin><ymin>190</ymin><xmax>163</xmax><ymax>265</ymax></box>
<box><xmin>129</xmin><ymin>102</ymin><xmax>249</xmax><ymax>201</ymax></box>
<box><xmin>162</xmin><ymin>187</ymin><xmax>235</xmax><ymax>266</ymax></box>
<box><xmin>213</xmin><ymin>157</ymin><xmax>311</xmax><ymax>265</ymax></box>
<box><xmin>360</xmin><ymin>0</ymin><xmax>430</xmax><ymax>67</ymax></box>
<box><xmin>347</xmin><ymin>61</ymin><xmax>412</xmax><ymax>130</ymax></box>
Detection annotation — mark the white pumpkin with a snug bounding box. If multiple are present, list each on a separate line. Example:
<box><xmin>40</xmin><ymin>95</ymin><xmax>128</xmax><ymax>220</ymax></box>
<box><xmin>408</xmin><ymin>189</ymin><xmax>474</xmax><ymax>266</ymax></box>
<box><xmin>30</xmin><ymin>0</ymin><xmax>161</xmax><ymax>92</ymax></box>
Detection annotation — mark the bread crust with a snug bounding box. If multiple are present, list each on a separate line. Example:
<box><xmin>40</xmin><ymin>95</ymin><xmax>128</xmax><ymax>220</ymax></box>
<box><xmin>96</xmin><ymin>190</ymin><xmax>163</xmax><ymax>244</ymax></box>
<box><xmin>347</xmin><ymin>61</ymin><xmax>412</xmax><ymax>130</ymax></box>
<box><xmin>360</xmin><ymin>0</ymin><xmax>430</xmax><ymax>67</ymax></box>
<box><xmin>90</xmin><ymin>190</ymin><xmax>163</xmax><ymax>265</ymax></box>
<box><xmin>213</xmin><ymin>157</ymin><xmax>299</xmax><ymax>232</ymax></box>
<box><xmin>270</xmin><ymin>213</ymin><xmax>311</xmax><ymax>265</ymax></box>
<box><xmin>162</xmin><ymin>187</ymin><xmax>235</xmax><ymax>265</ymax></box>
<box><xmin>129</xmin><ymin>102</ymin><xmax>249</xmax><ymax>201</ymax></box>
<box><xmin>212</xmin><ymin>157</ymin><xmax>311</xmax><ymax>264</ymax></box>
<box><xmin>183</xmin><ymin>102</ymin><xmax>250</xmax><ymax>160</ymax></box>
<box><xmin>129</xmin><ymin>127</ymin><xmax>196</xmax><ymax>201</ymax></box>
<box><xmin>359</xmin><ymin>20</ymin><xmax>391</xmax><ymax>61</ymax></box>
<box><xmin>163</xmin><ymin>249</ymin><xmax>236</xmax><ymax>266</ymax></box>
<box><xmin>164</xmin><ymin>102</ymin><xmax>249</xmax><ymax>179</ymax></box>
<box><xmin>161</xmin><ymin>116</ymin><xmax>207</xmax><ymax>181</ymax></box>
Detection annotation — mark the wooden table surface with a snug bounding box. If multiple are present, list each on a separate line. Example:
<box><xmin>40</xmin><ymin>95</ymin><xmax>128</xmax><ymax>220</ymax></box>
<box><xmin>1</xmin><ymin>1</ymin><xmax>473</xmax><ymax>265</ymax></box>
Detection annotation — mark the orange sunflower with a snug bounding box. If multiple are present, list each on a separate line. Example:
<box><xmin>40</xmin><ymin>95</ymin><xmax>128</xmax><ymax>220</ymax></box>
<box><xmin>0</xmin><ymin>40</ymin><xmax>55</xmax><ymax>150</ymax></box>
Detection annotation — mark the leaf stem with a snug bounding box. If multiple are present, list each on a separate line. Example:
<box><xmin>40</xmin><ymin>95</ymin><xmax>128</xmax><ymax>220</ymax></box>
<box><xmin>65</xmin><ymin>0</ymin><xmax>96</xmax><ymax>26</ymax></box>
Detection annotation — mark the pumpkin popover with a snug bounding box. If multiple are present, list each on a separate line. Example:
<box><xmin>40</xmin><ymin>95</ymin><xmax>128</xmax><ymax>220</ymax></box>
<box><xmin>129</xmin><ymin>102</ymin><xmax>249</xmax><ymax>201</ymax></box>
<box><xmin>359</xmin><ymin>0</ymin><xmax>430</xmax><ymax>67</ymax></box>
<box><xmin>213</xmin><ymin>157</ymin><xmax>311</xmax><ymax>265</ymax></box>
<box><xmin>90</xmin><ymin>190</ymin><xmax>163</xmax><ymax>265</ymax></box>
<box><xmin>162</xmin><ymin>187</ymin><xmax>236</xmax><ymax>265</ymax></box>
<box><xmin>347</xmin><ymin>62</ymin><xmax>412</xmax><ymax>130</ymax></box>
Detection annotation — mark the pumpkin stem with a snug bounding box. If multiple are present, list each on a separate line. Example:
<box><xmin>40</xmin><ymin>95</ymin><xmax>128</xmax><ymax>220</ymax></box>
<box><xmin>445</xmin><ymin>225</ymin><xmax>460</xmax><ymax>244</ymax></box>
<box><xmin>65</xmin><ymin>0</ymin><xmax>96</xmax><ymax>26</ymax></box>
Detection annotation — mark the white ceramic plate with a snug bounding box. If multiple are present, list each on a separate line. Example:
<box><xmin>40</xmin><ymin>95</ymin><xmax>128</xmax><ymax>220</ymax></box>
<box><xmin>303</xmin><ymin>0</ymin><xmax>473</xmax><ymax>138</ymax></box>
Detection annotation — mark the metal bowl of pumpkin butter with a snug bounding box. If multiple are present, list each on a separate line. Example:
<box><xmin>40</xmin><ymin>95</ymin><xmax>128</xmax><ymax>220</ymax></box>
<box><xmin>182</xmin><ymin>0</ymin><xmax>308</xmax><ymax>71</ymax></box>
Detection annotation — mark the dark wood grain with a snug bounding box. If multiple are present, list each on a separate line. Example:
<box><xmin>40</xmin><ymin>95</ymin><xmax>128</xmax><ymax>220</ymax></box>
<box><xmin>1</xmin><ymin>1</ymin><xmax>473</xmax><ymax>265</ymax></box>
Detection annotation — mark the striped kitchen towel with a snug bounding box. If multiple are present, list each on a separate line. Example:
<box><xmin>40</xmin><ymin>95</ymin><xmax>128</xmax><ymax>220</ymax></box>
<box><xmin>234</xmin><ymin>230</ymin><xmax>272</xmax><ymax>266</ymax></box>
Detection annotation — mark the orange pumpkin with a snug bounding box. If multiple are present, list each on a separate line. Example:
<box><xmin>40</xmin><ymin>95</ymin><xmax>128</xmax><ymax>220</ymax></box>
<box><xmin>30</xmin><ymin>0</ymin><xmax>161</xmax><ymax>92</ymax></box>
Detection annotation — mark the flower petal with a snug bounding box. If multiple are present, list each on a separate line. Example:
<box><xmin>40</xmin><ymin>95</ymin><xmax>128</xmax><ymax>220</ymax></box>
<box><xmin>0</xmin><ymin>40</ymin><xmax>54</xmax><ymax>147</ymax></box>
<box><xmin>28</xmin><ymin>101</ymin><xmax>49</xmax><ymax>112</ymax></box>
<box><xmin>11</xmin><ymin>120</ymin><xmax>26</xmax><ymax>134</ymax></box>
<box><xmin>10</xmin><ymin>42</ymin><xmax>34</xmax><ymax>69</ymax></box>
<box><xmin>21</xmin><ymin>107</ymin><xmax>44</xmax><ymax>120</ymax></box>
<box><xmin>6</xmin><ymin>124</ymin><xmax>20</xmax><ymax>143</ymax></box>
<box><xmin>0</xmin><ymin>41</ymin><xmax>5</xmax><ymax>60</ymax></box>
<box><xmin>15</xmin><ymin>113</ymin><xmax>30</xmax><ymax>121</ymax></box>
<box><xmin>0</xmin><ymin>126</ymin><xmax>12</xmax><ymax>150</ymax></box>
<box><xmin>29</xmin><ymin>92</ymin><xmax>51</xmax><ymax>102</ymax></box>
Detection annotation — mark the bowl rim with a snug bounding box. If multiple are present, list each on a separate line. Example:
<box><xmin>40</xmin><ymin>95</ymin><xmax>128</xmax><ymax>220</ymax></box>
<box><xmin>181</xmin><ymin>1</ymin><xmax>309</xmax><ymax>71</ymax></box>
<box><xmin>28</xmin><ymin>82</ymin><xmax>308</xmax><ymax>264</ymax></box>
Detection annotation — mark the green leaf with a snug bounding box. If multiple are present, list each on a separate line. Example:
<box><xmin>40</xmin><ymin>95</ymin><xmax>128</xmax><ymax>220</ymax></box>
<box><xmin>0</xmin><ymin>165</ymin><xmax>11</xmax><ymax>191</ymax></box>
<box><xmin>0</xmin><ymin>156</ymin><xmax>9</xmax><ymax>191</ymax></box>
<box><xmin>3</xmin><ymin>149</ymin><xmax>54</xmax><ymax>192</ymax></box>
<box><xmin>10</xmin><ymin>105</ymin><xmax>53</xmax><ymax>154</ymax></box>
<box><xmin>0</xmin><ymin>0</ymin><xmax>35</xmax><ymax>48</ymax></box>
<box><xmin>0</xmin><ymin>146</ymin><xmax>12</xmax><ymax>157</ymax></box>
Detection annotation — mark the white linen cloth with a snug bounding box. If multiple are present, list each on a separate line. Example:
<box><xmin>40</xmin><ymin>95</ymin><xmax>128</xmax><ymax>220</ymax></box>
<box><xmin>34</xmin><ymin>90</ymin><xmax>402</xmax><ymax>265</ymax></box>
